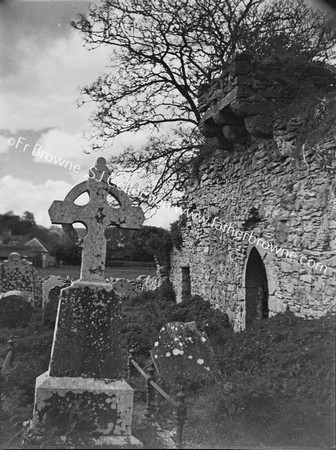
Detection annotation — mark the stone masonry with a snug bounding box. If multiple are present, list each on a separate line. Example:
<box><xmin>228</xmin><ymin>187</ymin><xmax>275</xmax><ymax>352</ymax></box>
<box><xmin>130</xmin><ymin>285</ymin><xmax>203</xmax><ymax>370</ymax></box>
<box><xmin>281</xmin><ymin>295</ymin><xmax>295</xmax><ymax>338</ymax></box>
<box><xmin>33</xmin><ymin>158</ymin><xmax>144</xmax><ymax>447</ymax></box>
<box><xmin>170</xmin><ymin>54</ymin><xmax>336</xmax><ymax>331</ymax></box>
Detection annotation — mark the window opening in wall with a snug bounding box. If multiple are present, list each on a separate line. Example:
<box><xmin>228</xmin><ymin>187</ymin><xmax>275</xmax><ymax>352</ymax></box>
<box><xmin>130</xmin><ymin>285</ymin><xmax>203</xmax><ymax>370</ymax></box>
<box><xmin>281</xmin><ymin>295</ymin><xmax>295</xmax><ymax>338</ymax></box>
<box><xmin>245</xmin><ymin>247</ymin><xmax>269</xmax><ymax>328</ymax></box>
<box><xmin>181</xmin><ymin>266</ymin><xmax>191</xmax><ymax>301</ymax></box>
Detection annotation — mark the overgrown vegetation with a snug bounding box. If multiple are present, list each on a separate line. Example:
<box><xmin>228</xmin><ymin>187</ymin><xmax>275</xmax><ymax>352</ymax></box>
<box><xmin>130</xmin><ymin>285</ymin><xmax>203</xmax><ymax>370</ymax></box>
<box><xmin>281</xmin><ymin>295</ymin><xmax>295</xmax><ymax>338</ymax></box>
<box><xmin>275</xmin><ymin>86</ymin><xmax>336</xmax><ymax>177</ymax></box>
<box><xmin>122</xmin><ymin>282</ymin><xmax>230</xmax><ymax>361</ymax></box>
<box><xmin>170</xmin><ymin>215</ymin><xmax>187</xmax><ymax>249</ymax></box>
<box><xmin>181</xmin><ymin>311</ymin><xmax>335</xmax><ymax>449</ymax></box>
<box><xmin>0</xmin><ymin>289</ymin><xmax>334</xmax><ymax>449</ymax></box>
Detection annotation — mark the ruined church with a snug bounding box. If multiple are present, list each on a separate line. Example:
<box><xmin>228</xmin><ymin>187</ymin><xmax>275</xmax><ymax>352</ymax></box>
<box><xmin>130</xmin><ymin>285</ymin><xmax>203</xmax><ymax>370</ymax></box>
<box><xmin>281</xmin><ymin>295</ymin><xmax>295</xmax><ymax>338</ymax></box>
<box><xmin>170</xmin><ymin>54</ymin><xmax>336</xmax><ymax>331</ymax></box>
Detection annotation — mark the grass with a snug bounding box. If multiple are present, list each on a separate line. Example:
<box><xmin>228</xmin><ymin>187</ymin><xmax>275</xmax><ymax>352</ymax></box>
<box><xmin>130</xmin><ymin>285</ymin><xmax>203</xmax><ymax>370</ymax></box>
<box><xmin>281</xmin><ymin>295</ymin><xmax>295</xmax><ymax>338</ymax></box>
<box><xmin>38</xmin><ymin>263</ymin><xmax>157</xmax><ymax>280</ymax></box>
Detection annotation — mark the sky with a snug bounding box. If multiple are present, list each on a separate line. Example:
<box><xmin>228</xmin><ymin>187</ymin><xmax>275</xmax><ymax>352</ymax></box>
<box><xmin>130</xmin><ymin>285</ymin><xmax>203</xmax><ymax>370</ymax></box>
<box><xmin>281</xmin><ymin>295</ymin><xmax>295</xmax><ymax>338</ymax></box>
<box><xmin>0</xmin><ymin>0</ymin><xmax>180</xmax><ymax>229</ymax></box>
<box><xmin>0</xmin><ymin>0</ymin><xmax>334</xmax><ymax>231</ymax></box>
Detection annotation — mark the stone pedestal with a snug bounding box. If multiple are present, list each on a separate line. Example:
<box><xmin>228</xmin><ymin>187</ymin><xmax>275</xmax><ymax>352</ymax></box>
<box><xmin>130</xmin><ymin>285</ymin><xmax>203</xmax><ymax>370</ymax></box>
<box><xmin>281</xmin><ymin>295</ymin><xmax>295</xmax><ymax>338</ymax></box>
<box><xmin>33</xmin><ymin>281</ymin><xmax>141</xmax><ymax>446</ymax></box>
<box><xmin>33</xmin><ymin>372</ymin><xmax>137</xmax><ymax>442</ymax></box>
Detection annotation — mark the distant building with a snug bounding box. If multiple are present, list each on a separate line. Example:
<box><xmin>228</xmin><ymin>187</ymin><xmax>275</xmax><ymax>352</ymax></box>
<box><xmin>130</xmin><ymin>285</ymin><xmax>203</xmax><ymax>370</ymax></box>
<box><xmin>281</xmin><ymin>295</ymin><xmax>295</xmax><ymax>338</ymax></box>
<box><xmin>0</xmin><ymin>236</ymin><xmax>55</xmax><ymax>268</ymax></box>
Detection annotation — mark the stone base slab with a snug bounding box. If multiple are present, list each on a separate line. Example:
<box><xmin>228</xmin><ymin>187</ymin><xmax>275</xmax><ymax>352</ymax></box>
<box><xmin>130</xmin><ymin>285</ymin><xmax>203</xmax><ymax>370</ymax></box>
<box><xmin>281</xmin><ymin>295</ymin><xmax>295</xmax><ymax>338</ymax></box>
<box><xmin>33</xmin><ymin>371</ymin><xmax>135</xmax><ymax>437</ymax></box>
<box><xmin>93</xmin><ymin>435</ymin><xmax>143</xmax><ymax>448</ymax></box>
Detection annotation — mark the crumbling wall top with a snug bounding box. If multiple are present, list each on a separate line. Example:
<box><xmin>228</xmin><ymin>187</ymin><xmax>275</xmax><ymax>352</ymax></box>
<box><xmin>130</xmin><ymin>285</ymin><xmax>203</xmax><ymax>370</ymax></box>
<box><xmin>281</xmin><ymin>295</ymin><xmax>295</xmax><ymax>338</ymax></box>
<box><xmin>198</xmin><ymin>53</ymin><xmax>336</xmax><ymax>148</ymax></box>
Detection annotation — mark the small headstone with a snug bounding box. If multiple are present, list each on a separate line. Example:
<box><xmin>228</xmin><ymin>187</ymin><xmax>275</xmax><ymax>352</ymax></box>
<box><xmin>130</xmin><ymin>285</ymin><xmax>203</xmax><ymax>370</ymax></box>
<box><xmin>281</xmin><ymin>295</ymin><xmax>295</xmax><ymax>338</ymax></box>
<box><xmin>0</xmin><ymin>252</ymin><xmax>40</xmax><ymax>306</ymax></box>
<box><xmin>111</xmin><ymin>278</ymin><xmax>135</xmax><ymax>298</ymax></box>
<box><xmin>151</xmin><ymin>321</ymin><xmax>220</xmax><ymax>388</ymax></box>
<box><xmin>42</xmin><ymin>277</ymin><xmax>71</xmax><ymax>325</ymax></box>
<box><xmin>0</xmin><ymin>291</ymin><xmax>33</xmax><ymax>327</ymax></box>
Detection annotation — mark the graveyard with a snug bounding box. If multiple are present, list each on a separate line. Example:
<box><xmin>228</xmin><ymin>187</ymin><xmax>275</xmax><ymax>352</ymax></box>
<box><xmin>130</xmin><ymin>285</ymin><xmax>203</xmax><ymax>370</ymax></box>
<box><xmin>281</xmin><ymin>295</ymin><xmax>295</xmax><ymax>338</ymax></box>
<box><xmin>1</xmin><ymin>0</ymin><xmax>336</xmax><ymax>448</ymax></box>
<box><xmin>0</xmin><ymin>157</ymin><xmax>335</xmax><ymax>449</ymax></box>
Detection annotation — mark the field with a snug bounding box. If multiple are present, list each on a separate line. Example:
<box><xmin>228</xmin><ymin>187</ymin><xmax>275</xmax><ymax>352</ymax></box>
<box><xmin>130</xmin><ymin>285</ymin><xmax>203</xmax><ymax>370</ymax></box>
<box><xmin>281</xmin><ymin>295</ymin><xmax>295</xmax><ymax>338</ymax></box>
<box><xmin>38</xmin><ymin>263</ymin><xmax>157</xmax><ymax>280</ymax></box>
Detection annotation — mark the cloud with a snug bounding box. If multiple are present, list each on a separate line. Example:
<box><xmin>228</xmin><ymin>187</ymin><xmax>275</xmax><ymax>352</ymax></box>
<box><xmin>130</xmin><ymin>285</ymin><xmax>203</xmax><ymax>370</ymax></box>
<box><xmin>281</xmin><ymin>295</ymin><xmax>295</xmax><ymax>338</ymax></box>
<box><xmin>0</xmin><ymin>174</ymin><xmax>179</xmax><ymax>230</ymax></box>
<box><xmin>1</xmin><ymin>31</ymin><xmax>111</xmax><ymax>134</ymax></box>
<box><xmin>0</xmin><ymin>135</ymin><xmax>9</xmax><ymax>154</ymax></box>
<box><xmin>36</xmin><ymin>129</ymin><xmax>90</xmax><ymax>164</ymax></box>
<box><xmin>0</xmin><ymin>0</ymin><xmax>92</xmax><ymax>77</ymax></box>
<box><xmin>0</xmin><ymin>176</ymin><xmax>73</xmax><ymax>227</ymax></box>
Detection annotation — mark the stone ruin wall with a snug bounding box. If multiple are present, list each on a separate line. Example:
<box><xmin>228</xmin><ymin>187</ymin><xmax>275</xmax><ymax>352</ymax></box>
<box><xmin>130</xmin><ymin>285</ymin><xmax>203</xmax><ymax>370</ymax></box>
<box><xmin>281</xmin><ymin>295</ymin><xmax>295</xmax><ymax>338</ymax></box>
<box><xmin>170</xmin><ymin>54</ymin><xmax>336</xmax><ymax>331</ymax></box>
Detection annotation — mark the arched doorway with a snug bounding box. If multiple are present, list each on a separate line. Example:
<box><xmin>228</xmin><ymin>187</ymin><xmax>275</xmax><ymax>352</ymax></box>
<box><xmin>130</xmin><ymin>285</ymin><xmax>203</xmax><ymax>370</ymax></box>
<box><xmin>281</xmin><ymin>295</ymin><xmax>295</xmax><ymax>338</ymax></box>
<box><xmin>245</xmin><ymin>247</ymin><xmax>269</xmax><ymax>328</ymax></box>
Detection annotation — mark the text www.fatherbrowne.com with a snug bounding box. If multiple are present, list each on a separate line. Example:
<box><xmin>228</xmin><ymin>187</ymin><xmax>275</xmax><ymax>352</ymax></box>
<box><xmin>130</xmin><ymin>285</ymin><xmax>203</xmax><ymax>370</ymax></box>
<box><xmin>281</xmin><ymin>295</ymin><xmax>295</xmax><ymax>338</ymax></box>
<box><xmin>161</xmin><ymin>200</ymin><xmax>329</xmax><ymax>275</ymax></box>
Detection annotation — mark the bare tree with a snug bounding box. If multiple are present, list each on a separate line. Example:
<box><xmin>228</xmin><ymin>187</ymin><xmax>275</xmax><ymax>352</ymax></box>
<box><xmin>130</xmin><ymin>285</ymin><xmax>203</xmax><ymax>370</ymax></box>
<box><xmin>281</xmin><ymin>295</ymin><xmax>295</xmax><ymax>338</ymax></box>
<box><xmin>72</xmin><ymin>0</ymin><xmax>336</xmax><ymax>208</ymax></box>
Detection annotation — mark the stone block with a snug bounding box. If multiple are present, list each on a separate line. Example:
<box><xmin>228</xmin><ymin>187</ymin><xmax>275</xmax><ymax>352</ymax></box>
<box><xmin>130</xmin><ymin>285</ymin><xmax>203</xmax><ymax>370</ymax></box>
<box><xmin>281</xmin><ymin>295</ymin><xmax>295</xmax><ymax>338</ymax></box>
<box><xmin>218</xmin><ymin>86</ymin><xmax>254</xmax><ymax>111</ymax></box>
<box><xmin>111</xmin><ymin>278</ymin><xmax>136</xmax><ymax>298</ymax></box>
<box><xmin>33</xmin><ymin>371</ymin><xmax>139</xmax><ymax>443</ymax></box>
<box><xmin>244</xmin><ymin>115</ymin><xmax>273</xmax><ymax>137</ymax></box>
<box><xmin>49</xmin><ymin>281</ymin><xmax>126</xmax><ymax>379</ymax></box>
<box><xmin>229</xmin><ymin>59</ymin><xmax>251</xmax><ymax>76</ymax></box>
<box><xmin>199</xmin><ymin>116</ymin><xmax>222</xmax><ymax>138</ymax></box>
<box><xmin>230</xmin><ymin>97</ymin><xmax>275</xmax><ymax>118</ymax></box>
<box><xmin>222</xmin><ymin>124</ymin><xmax>248</xmax><ymax>143</ymax></box>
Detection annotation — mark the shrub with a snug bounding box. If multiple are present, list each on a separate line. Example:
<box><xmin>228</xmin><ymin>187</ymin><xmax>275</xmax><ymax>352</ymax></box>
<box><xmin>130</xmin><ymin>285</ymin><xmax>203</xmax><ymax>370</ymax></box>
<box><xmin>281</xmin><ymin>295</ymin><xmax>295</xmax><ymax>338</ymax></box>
<box><xmin>170</xmin><ymin>295</ymin><xmax>231</xmax><ymax>338</ymax></box>
<box><xmin>201</xmin><ymin>311</ymin><xmax>335</xmax><ymax>448</ymax></box>
<box><xmin>121</xmin><ymin>281</ymin><xmax>177</xmax><ymax>360</ymax></box>
<box><xmin>122</xmin><ymin>287</ymin><xmax>231</xmax><ymax>361</ymax></box>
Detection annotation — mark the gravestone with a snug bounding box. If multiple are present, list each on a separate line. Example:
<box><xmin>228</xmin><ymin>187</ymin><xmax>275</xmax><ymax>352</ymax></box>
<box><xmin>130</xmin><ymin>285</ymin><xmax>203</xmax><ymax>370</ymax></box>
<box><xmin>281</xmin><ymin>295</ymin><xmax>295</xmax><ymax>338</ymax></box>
<box><xmin>111</xmin><ymin>278</ymin><xmax>136</xmax><ymax>299</ymax></box>
<box><xmin>42</xmin><ymin>275</ymin><xmax>69</xmax><ymax>309</ymax></box>
<box><xmin>0</xmin><ymin>290</ymin><xmax>33</xmax><ymax>327</ymax></box>
<box><xmin>0</xmin><ymin>252</ymin><xmax>40</xmax><ymax>306</ymax></box>
<box><xmin>42</xmin><ymin>276</ymin><xmax>71</xmax><ymax>325</ymax></box>
<box><xmin>32</xmin><ymin>158</ymin><xmax>144</xmax><ymax>447</ymax></box>
<box><xmin>151</xmin><ymin>321</ymin><xmax>220</xmax><ymax>388</ymax></box>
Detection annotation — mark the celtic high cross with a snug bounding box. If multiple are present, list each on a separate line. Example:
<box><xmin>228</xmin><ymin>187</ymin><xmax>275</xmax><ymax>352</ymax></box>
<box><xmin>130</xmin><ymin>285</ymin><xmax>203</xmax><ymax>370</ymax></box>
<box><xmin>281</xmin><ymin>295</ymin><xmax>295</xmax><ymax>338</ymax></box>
<box><xmin>49</xmin><ymin>157</ymin><xmax>145</xmax><ymax>282</ymax></box>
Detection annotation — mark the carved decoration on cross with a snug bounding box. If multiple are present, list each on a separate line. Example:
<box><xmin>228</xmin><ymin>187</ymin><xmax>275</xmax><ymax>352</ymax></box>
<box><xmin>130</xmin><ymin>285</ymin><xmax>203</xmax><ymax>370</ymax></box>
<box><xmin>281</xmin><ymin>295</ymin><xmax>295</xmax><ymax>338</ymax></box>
<box><xmin>49</xmin><ymin>157</ymin><xmax>145</xmax><ymax>282</ymax></box>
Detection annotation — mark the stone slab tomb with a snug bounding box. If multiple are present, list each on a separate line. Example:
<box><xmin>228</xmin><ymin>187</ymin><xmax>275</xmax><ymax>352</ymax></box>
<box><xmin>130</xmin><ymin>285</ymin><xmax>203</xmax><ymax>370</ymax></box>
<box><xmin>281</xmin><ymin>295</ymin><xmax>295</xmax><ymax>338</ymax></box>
<box><xmin>33</xmin><ymin>157</ymin><xmax>145</xmax><ymax>447</ymax></box>
<box><xmin>151</xmin><ymin>321</ymin><xmax>220</xmax><ymax>389</ymax></box>
<box><xmin>0</xmin><ymin>252</ymin><xmax>40</xmax><ymax>306</ymax></box>
<box><xmin>42</xmin><ymin>276</ymin><xmax>71</xmax><ymax>325</ymax></box>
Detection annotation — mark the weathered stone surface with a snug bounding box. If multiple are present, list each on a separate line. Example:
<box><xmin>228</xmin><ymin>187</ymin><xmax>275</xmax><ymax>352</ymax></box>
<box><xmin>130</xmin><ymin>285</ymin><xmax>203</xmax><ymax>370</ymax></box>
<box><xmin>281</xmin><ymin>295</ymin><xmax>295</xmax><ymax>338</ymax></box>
<box><xmin>229</xmin><ymin>58</ymin><xmax>252</xmax><ymax>76</ymax></box>
<box><xmin>199</xmin><ymin>117</ymin><xmax>223</xmax><ymax>138</ymax></box>
<box><xmin>33</xmin><ymin>158</ymin><xmax>145</xmax><ymax>445</ymax></box>
<box><xmin>42</xmin><ymin>275</ymin><xmax>70</xmax><ymax>309</ymax></box>
<box><xmin>42</xmin><ymin>279</ymin><xmax>71</xmax><ymax>326</ymax></box>
<box><xmin>244</xmin><ymin>115</ymin><xmax>273</xmax><ymax>137</ymax></box>
<box><xmin>33</xmin><ymin>372</ymin><xmax>137</xmax><ymax>439</ymax></box>
<box><xmin>170</xmin><ymin>112</ymin><xmax>335</xmax><ymax>330</ymax></box>
<box><xmin>0</xmin><ymin>252</ymin><xmax>40</xmax><ymax>306</ymax></box>
<box><xmin>151</xmin><ymin>321</ymin><xmax>219</xmax><ymax>386</ymax></box>
<box><xmin>111</xmin><ymin>278</ymin><xmax>136</xmax><ymax>299</ymax></box>
<box><xmin>230</xmin><ymin>97</ymin><xmax>275</xmax><ymax>118</ymax></box>
<box><xmin>197</xmin><ymin>54</ymin><xmax>336</xmax><ymax>148</ymax></box>
<box><xmin>49</xmin><ymin>157</ymin><xmax>145</xmax><ymax>282</ymax></box>
<box><xmin>222</xmin><ymin>124</ymin><xmax>248</xmax><ymax>142</ymax></box>
<box><xmin>49</xmin><ymin>281</ymin><xmax>126</xmax><ymax>379</ymax></box>
<box><xmin>105</xmin><ymin>274</ymin><xmax>160</xmax><ymax>293</ymax></box>
<box><xmin>0</xmin><ymin>291</ymin><xmax>33</xmax><ymax>327</ymax></box>
<box><xmin>1</xmin><ymin>290</ymin><xmax>28</xmax><ymax>301</ymax></box>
